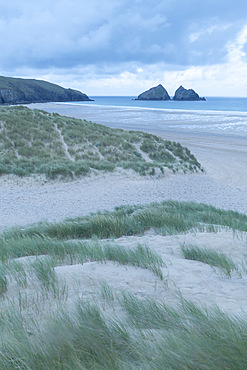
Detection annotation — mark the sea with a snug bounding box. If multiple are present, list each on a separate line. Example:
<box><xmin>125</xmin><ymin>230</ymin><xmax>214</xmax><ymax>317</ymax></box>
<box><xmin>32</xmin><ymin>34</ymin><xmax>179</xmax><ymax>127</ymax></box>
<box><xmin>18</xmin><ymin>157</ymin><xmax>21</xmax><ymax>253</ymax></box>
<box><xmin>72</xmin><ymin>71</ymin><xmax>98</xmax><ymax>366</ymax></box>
<box><xmin>52</xmin><ymin>96</ymin><xmax>247</xmax><ymax>134</ymax></box>
<box><xmin>71</xmin><ymin>96</ymin><xmax>247</xmax><ymax>113</ymax></box>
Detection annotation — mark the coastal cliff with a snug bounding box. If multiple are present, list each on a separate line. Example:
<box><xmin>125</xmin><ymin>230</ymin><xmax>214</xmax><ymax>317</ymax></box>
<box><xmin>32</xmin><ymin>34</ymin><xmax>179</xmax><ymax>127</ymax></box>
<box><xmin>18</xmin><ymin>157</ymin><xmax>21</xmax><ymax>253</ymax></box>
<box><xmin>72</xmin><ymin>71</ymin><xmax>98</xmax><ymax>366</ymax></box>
<box><xmin>136</xmin><ymin>84</ymin><xmax>170</xmax><ymax>100</ymax></box>
<box><xmin>173</xmin><ymin>85</ymin><xmax>206</xmax><ymax>101</ymax></box>
<box><xmin>0</xmin><ymin>76</ymin><xmax>93</xmax><ymax>104</ymax></box>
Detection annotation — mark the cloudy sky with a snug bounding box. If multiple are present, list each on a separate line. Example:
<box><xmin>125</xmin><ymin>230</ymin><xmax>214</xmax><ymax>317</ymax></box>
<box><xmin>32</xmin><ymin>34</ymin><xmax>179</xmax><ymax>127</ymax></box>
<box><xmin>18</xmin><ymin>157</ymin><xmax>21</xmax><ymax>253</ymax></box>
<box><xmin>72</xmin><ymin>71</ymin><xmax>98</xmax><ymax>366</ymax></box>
<box><xmin>1</xmin><ymin>0</ymin><xmax>247</xmax><ymax>96</ymax></box>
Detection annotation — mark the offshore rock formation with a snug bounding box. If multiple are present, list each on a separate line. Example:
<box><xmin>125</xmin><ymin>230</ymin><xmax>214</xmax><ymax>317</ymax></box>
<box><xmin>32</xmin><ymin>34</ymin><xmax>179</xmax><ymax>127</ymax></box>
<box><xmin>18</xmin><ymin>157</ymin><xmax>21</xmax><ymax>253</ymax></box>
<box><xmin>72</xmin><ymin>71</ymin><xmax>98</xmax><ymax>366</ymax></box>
<box><xmin>136</xmin><ymin>84</ymin><xmax>170</xmax><ymax>100</ymax></box>
<box><xmin>173</xmin><ymin>86</ymin><xmax>206</xmax><ymax>101</ymax></box>
<box><xmin>0</xmin><ymin>76</ymin><xmax>93</xmax><ymax>104</ymax></box>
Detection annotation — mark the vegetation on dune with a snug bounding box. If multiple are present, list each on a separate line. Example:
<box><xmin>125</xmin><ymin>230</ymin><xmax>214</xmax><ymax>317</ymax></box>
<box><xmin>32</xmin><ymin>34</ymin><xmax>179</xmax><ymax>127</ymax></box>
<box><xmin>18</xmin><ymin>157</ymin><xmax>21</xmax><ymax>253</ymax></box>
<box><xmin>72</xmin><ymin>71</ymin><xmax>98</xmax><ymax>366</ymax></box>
<box><xmin>2</xmin><ymin>200</ymin><xmax>247</xmax><ymax>243</ymax></box>
<box><xmin>1</xmin><ymin>290</ymin><xmax>247</xmax><ymax>368</ymax></box>
<box><xmin>181</xmin><ymin>243</ymin><xmax>239</xmax><ymax>277</ymax></box>
<box><xmin>0</xmin><ymin>200</ymin><xmax>247</xmax><ymax>368</ymax></box>
<box><xmin>0</xmin><ymin>105</ymin><xmax>203</xmax><ymax>179</ymax></box>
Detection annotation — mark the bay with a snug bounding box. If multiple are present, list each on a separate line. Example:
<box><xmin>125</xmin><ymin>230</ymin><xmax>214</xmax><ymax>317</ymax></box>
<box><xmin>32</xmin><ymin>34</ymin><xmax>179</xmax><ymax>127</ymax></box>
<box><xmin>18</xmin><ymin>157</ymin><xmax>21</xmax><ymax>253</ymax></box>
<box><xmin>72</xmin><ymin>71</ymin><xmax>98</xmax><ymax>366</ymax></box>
<box><xmin>57</xmin><ymin>96</ymin><xmax>247</xmax><ymax>134</ymax></box>
<box><xmin>64</xmin><ymin>96</ymin><xmax>247</xmax><ymax>113</ymax></box>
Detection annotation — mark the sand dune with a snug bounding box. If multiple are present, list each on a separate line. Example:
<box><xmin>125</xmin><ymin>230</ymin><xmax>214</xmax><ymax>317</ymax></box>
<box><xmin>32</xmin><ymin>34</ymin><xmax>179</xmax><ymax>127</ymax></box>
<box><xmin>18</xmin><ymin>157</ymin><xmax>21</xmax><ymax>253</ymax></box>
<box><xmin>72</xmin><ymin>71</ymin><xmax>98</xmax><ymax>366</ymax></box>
<box><xmin>1</xmin><ymin>103</ymin><xmax>247</xmax><ymax>324</ymax></box>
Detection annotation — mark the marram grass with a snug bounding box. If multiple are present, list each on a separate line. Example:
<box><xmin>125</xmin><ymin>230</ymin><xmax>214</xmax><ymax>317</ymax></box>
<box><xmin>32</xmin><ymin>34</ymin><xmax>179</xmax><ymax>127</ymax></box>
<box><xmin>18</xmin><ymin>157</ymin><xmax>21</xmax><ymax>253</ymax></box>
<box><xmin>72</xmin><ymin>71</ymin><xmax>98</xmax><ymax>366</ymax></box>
<box><xmin>0</xmin><ymin>240</ymin><xmax>165</xmax><ymax>283</ymax></box>
<box><xmin>0</xmin><ymin>200</ymin><xmax>247</xmax><ymax>368</ymax></box>
<box><xmin>1</xmin><ymin>294</ymin><xmax>247</xmax><ymax>369</ymax></box>
<box><xmin>181</xmin><ymin>243</ymin><xmax>239</xmax><ymax>277</ymax></box>
<box><xmin>0</xmin><ymin>105</ymin><xmax>203</xmax><ymax>179</ymax></box>
<box><xmin>2</xmin><ymin>200</ymin><xmax>247</xmax><ymax>243</ymax></box>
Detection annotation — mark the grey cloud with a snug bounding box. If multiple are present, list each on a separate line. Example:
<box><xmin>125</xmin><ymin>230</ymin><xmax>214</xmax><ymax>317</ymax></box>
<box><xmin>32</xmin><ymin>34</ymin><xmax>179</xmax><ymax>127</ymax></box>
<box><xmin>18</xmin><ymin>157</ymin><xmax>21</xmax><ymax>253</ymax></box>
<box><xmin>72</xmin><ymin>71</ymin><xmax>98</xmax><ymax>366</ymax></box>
<box><xmin>0</xmin><ymin>0</ymin><xmax>247</xmax><ymax>73</ymax></box>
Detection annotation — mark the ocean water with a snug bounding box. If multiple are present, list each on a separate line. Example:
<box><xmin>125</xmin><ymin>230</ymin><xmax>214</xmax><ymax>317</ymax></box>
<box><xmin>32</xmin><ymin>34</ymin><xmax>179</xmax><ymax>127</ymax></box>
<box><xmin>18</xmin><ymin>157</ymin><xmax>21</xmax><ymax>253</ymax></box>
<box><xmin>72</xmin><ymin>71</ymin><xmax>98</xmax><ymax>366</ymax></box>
<box><xmin>59</xmin><ymin>96</ymin><xmax>247</xmax><ymax>134</ymax></box>
<box><xmin>67</xmin><ymin>96</ymin><xmax>247</xmax><ymax>113</ymax></box>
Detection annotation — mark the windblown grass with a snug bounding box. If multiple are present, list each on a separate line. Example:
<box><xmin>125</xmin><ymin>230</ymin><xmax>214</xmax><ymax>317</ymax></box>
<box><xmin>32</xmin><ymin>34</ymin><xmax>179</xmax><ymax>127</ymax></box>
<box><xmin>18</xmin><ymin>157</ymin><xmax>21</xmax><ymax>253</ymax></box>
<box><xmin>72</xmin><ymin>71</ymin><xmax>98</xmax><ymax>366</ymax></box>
<box><xmin>31</xmin><ymin>257</ymin><xmax>58</xmax><ymax>295</ymax></box>
<box><xmin>2</xmin><ymin>200</ymin><xmax>247</xmax><ymax>243</ymax></box>
<box><xmin>181</xmin><ymin>244</ymin><xmax>239</xmax><ymax>277</ymax></box>
<box><xmin>0</xmin><ymin>105</ymin><xmax>203</xmax><ymax>179</ymax></box>
<box><xmin>0</xmin><ymin>239</ymin><xmax>165</xmax><ymax>281</ymax></box>
<box><xmin>1</xmin><ymin>294</ymin><xmax>247</xmax><ymax>369</ymax></box>
<box><xmin>0</xmin><ymin>264</ymin><xmax>7</xmax><ymax>295</ymax></box>
<box><xmin>0</xmin><ymin>200</ymin><xmax>247</xmax><ymax>368</ymax></box>
<box><xmin>8</xmin><ymin>260</ymin><xmax>28</xmax><ymax>288</ymax></box>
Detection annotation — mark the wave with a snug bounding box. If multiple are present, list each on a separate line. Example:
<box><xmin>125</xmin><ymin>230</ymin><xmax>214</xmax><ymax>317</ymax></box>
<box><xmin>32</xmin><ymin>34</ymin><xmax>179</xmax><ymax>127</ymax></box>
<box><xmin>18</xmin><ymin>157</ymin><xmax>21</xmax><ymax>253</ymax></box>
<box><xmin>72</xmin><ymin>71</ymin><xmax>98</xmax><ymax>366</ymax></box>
<box><xmin>58</xmin><ymin>101</ymin><xmax>247</xmax><ymax>117</ymax></box>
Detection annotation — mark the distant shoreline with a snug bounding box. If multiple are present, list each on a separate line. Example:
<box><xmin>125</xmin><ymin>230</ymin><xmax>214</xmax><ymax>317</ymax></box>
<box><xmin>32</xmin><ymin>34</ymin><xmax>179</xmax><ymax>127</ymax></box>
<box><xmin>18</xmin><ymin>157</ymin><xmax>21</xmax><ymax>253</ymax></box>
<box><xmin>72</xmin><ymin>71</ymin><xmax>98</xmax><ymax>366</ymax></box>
<box><xmin>41</xmin><ymin>95</ymin><xmax>247</xmax><ymax>114</ymax></box>
<box><xmin>56</xmin><ymin>100</ymin><xmax>247</xmax><ymax>116</ymax></box>
<box><xmin>26</xmin><ymin>102</ymin><xmax>247</xmax><ymax>136</ymax></box>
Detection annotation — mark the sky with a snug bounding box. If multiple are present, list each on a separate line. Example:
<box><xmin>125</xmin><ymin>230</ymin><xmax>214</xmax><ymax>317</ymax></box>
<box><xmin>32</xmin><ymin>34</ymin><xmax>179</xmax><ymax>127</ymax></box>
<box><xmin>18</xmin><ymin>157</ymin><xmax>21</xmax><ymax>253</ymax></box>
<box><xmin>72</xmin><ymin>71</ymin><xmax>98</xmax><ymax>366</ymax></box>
<box><xmin>1</xmin><ymin>0</ymin><xmax>247</xmax><ymax>97</ymax></box>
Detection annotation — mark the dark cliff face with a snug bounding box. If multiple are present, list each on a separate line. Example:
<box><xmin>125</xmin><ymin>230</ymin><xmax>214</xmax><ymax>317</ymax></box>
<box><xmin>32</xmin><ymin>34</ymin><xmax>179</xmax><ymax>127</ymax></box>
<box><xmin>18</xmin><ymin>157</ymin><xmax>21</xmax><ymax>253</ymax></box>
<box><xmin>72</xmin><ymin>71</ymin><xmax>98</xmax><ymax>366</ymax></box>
<box><xmin>173</xmin><ymin>86</ymin><xmax>206</xmax><ymax>101</ymax></box>
<box><xmin>136</xmin><ymin>84</ymin><xmax>171</xmax><ymax>100</ymax></box>
<box><xmin>0</xmin><ymin>76</ymin><xmax>93</xmax><ymax>104</ymax></box>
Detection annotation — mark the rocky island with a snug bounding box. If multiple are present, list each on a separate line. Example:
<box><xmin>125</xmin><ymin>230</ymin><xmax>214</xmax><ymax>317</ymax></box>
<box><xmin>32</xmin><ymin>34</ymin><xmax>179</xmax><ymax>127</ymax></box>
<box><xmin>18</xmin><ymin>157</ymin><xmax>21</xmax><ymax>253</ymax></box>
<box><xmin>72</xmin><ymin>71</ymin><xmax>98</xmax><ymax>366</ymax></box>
<box><xmin>136</xmin><ymin>84</ymin><xmax>206</xmax><ymax>101</ymax></box>
<box><xmin>135</xmin><ymin>84</ymin><xmax>170</xmax><ymax>100</ymax></box>
<box><xmin>173</xmin><ymin>85</ymin><xmax>206</xmax><ymax>101</ymax></box>
<box><xmin>0</xmin><ymin>76</ymin><xmax>93</xmax><ymax>104</ymax></box>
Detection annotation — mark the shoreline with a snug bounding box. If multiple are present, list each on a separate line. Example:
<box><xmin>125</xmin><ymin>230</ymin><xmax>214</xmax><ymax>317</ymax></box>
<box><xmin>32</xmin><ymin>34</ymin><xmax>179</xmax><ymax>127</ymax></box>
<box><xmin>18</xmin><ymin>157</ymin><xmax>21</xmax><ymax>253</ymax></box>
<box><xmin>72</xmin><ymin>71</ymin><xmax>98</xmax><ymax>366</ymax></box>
<box><xmin>27</xmin><ymin>100</ymin><xmax>247</xmax><ymax>116</ymax></box>
<box><xmin>26</xmin><ymin>102</ymin><xmax>247</xmax><ymax>136</ymax></box>
<box><xmin>56</xmin><ymin>100</ymin><xmax>247</xmax><ymax>116</ymax></box>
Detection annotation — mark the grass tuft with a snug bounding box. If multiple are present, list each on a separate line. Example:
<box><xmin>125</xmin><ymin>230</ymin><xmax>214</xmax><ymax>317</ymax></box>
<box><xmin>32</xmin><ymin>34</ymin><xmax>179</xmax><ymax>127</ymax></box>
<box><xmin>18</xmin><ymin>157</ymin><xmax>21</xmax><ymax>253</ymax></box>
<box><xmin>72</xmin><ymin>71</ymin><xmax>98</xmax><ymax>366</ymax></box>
<box><xmin>0</xmin><ymin>263</ymin><xmax>7</xmax><ymax>295</ymax></box>
<box><xmin>181</xmin><ymin>243</ymin><xmax>239</xmax><ymax>277</ymax></box>
<box><xmin>2</xmin><ymin>201</ymin><xmax>247</xmax><ymax>244</ymax></box>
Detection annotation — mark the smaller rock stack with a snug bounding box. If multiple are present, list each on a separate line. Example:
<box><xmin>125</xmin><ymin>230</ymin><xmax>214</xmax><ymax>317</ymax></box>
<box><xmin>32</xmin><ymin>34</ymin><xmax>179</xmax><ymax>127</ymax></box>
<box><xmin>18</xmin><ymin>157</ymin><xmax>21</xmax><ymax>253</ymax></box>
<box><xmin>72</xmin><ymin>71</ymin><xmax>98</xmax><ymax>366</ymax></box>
<box><xmin>173</xmin><ymin>86</ymin><xmax>206</xmax><ymax>101</ymax></box>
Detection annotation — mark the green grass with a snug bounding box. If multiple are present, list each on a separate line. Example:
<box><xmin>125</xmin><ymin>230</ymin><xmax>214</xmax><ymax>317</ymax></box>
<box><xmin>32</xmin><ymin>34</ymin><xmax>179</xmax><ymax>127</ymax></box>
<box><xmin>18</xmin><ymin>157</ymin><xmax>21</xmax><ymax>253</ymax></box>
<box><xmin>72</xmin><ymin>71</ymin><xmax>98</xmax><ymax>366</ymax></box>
<box><xmin>0</xmin><ymin>264</ymin><xmax>7</xmax><ymax>295</ymax></box>
<box><xmin>31</xmin><ymin>257</ymin><xmax>58</xmax><ymax>295</ymax></box>
<box><xmin>0</xmin><ymin>105</ymin><xmax>203</xmax><ymax>179</ymax></box>
<box><xmin>181</xmin><ymin>244</ymin><xmax>239</xmax><ymax>277</ymax></box>
<box><xmin>0</xmin><ymin>236</ymin><xmax>165</xmax><ymax>305</ymax></box>
<box><xmin>0</xmin><ymin>239</ymin><xmax>165</xmax><ymax>281</ymax></box>
<box><xmin>1</xmin><ymin>294</ymin><xmax>247</xmax><ymax>369</ymax></box>
<box><xmin>2</xmin><ymin>200</ymin><xmax>246</xmax><ymax>243</ymax></box>
<box><xmin>8</xmin><ymin>260</ymin><xmax>28</xmax><ymax>288</ymax></box>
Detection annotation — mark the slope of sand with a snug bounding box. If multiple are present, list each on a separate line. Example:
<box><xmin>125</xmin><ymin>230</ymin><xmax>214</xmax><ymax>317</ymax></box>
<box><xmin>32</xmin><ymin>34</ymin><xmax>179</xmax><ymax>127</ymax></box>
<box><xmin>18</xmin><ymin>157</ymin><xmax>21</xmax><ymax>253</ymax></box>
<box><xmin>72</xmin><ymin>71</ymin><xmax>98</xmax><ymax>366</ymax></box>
<box><xmin>1</xmin><ymin>103</ymin><xmax>247</xmax><ymax>316</ymax></box>
<box><xmin>3</xmin><ymin>230</ymin><xmax>247</xmax><ymax>316</ymax></box>
<box><xmin>0</xmin><ymin>168</ymin><xmax>246</xmax><ymax>232</ymax></box>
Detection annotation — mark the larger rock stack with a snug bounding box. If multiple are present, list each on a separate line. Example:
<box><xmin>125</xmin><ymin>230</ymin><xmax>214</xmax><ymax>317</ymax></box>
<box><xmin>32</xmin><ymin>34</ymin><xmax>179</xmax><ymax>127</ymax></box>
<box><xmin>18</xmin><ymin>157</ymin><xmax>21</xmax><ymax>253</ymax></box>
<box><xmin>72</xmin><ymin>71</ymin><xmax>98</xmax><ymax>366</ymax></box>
<box><xmin>135</xmin><ymin>84</ymin><xmax>171</xmax><ymax>100</ymax></box>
